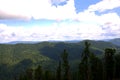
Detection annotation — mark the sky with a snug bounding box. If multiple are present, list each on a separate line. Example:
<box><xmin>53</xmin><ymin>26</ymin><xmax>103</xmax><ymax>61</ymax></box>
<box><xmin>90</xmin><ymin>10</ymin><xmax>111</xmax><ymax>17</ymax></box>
<box><xmin>0</xmin><ymin>0</ymin><xmax>120</xmax><ymax>43</ymax></box>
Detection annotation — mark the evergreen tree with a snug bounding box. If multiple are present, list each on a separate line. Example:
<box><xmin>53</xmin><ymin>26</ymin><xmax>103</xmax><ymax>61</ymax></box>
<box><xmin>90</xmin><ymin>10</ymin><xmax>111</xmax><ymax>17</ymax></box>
<box><xmin>61</xmin><ymin>49</ymin><xmax>71</xmax><ymax>80</ymax></box>
<box><xmin>115</xmin><ymin>53</ymin><xmax>120</xmax><ymax>79</ymax></box>
<box><xmin>90</xmin><ymin>53</ymin><xmax>104</xmax><ymax>80</ymax></box>
<box><xmin>19</xmin><ymin>74</ymin><xmax>24</xmax><ymax>80</ymax></box>
<box><xmin>34</xmin><ymin>65</ymin><xmax>43</xmax><ymax>80</ymax></box>
<box><xmin>19</xmin><ymin>68</ymin><xmax>33</xmax><ymax>80</ymax></box>
<box><xmin>44</xmin><ymin>70</ymin><xmax>54</xmax><ymax>80</ymax></box>
<box><xmin>56</xmin><ymin>61</ymin><xmax>62</xmax><ymax>80</ymax></box>
<box><xmin>104</xmin><ymin>48</ymin><xmax>116</xmax><ymax>80</ymax></box>
<box><xmin>26</xmin><ymin>68</ymin><xmax>34</xmax><ymax>80</ymax></box>
<box><xmin>44</xmin><ymin>70</ymin><xmax>49</xmax><ymax>80</ymax></box>
<box><xmin>79</xmin><ymin>41</ymin><xmax>91</xmax><ymax>80</ymax></box>
<box><xmin>79</xmin><ymin>62</ymin><xmax>87</xmax><ymax>80</ymax></box>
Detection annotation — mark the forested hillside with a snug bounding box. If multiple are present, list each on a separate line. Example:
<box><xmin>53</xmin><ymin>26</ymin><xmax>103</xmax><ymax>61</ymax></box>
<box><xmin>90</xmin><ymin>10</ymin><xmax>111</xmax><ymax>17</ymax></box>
<box><xmin>0</xmin><ymin>40</ymin><xmax>120</xmax><ymax>80</ymax></box>
<box><xmin>108</xmin><ymin>38</ymin><xmax>120</xmax><ymax>46</ymax></box>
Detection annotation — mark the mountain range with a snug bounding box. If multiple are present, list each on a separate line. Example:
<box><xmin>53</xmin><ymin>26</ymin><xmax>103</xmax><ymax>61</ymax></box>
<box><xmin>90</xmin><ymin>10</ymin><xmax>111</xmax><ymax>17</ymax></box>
<box><xmin>108</xmin><ymin>38</ymin><xmax>120</xmax><ymax>46</ymax></box>
<box><xmin>4</xmin><ymin>38</ymin><xmax>120</xmax><ymax>46</ymax></box>
<box><xmin>0</xmin><ymin>39</ymin><xmax>120</xmax><ymax>80</ymax></box>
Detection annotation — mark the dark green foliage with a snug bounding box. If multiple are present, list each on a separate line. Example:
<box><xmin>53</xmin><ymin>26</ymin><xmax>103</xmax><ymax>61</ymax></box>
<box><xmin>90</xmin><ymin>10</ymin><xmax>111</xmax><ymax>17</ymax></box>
<box><xmin>0</xmin><ymin>64</ymin><xmax>11</xmax><ymax>80</ymax></box>
<box><xmin>90</xmin><ymin>53</ymin><xmax>104</xmax><ymax>80</ymax></box>
<box><xmin>61</xmin><ymin>49</ymin><xmax>71</xmax><ymax>80</ymax></box>
<box><xmin>56</xmin><ymin>61</ymin><xmax>62</xmax><ymax>80</ymax></box>
<box><xmin>81</xmin><ymin>41</ymin><xmax>91</xmax><ymax>61</ymax></box>
<box><xmin>0</xmin><ymin>40</ymin><xmax>120</xmax><ymax>80</ymax></box>
<box><xmin>44</xmin><ymin>70</ymin><xmax>50</xmax><ymax>80</ymax></box>
<box><xmin>115</xmin><ymin>53</ymin><xmax>120</xmax><ymax>79</ymax></box>
<box><xmin>104</xmin><ymin>48</ymin><xmax>116</xmax><ymax>80</ymax></box>
<box><xmin>79</xmin><ymin>41</ymin><xmax>91</xmax><ymax>80</ymax></box>
<box><xmin>44</xmin><ymin>70</ymin><xmax>55</xmax><ymax>80</ymax></box>
<box><xmin>18</xmin><ymin>68</ymin><xmax>34</xmax><ymax>80</ymax></box>
<box><xmin>79</xmin><ymin>41</ymin><xmax>104</xmax><ymax>80</ymax></box>
<box><xmin>34</xmin><ymin>65</ymin><xmax>43</xmax><ymax>80</ymax></box>
<box><xmin>26</xmin><ymin>68</ymin><xmax>34</xmax><ymax>80</ymax></box>
<box><xmin>79</xmin><ymin>62</ymin><xmax>88</xmax><ymax>80</ymax></box>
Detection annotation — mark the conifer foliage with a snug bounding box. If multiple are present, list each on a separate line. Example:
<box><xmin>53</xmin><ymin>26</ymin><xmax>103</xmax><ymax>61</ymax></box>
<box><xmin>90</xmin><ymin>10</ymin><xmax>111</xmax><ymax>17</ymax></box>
<box><xmin>17</xmin><ymin>41</ymin><xmax>120</xmax><ymax>80</ymax></box>
<box><xmin>61</xmin><ymin>49</ymin><xmax>71</xmax><ymax>80</ymax></box>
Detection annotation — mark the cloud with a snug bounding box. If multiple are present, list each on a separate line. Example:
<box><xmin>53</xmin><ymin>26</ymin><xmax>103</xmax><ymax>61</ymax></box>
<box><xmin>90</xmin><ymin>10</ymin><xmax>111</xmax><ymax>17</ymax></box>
<box><xmin>0</xmin><ymin>0</ymin><xmax>120</xmax><ymax>21</ymax></box>
<box><xmin>0</xmin><ymin>0</ymin><xmax>120</xmax><ymax>42</ymax></box>
<box><xmin>0</xmin><ymin>0</ymin><xmax>76</xmax><ymax>20</ymax></box>
<box><xmin>88</xmin><ymin>0</ymin><xmax>120</xmax><ymax>12</ymax></box>
<box><xmin>0</xmin><ymin>11</ymin><xmax>31</xmax><ymax>20</ymax></box>
<box><xmin>50</xmin><ymin>0</ymin><xmax>69</xmax><ymax>7</ymax></box>
<box><xmin>0</xmin><ymin>0</ymin><xmax>32</xmax><ymax>20</ymax></box>
<box><xmin>31</xmin><ymin>0</ymin><xmax>76</xmax><ymax>20</ymax></box>
<box><xmin>0</xmin><ymin>20</ymin><xmax>120</xmax><ymax>43</ymax></box>
<box><xmin>75</xmin><ymin>10</ymin><xmax>120</xmax><ymax>40</ymax></box>
<box><xmin>80</xmin><ymin>12</ymin><xmax>120</xmax><ymax>24</ymax></box>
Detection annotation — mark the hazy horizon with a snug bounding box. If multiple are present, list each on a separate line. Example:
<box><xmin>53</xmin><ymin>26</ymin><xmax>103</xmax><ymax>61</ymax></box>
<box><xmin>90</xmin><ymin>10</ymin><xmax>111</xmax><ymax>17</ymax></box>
<box><xmin>0</xmin><ymin>0</ymin><xmax>120</xmax><ymax>43</ymax></box>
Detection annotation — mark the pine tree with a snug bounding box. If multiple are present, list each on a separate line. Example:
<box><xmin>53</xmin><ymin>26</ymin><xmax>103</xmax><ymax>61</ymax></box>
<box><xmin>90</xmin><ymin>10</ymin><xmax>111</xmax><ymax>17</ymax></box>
<box><xmin>115</xmin><ymin>53</ymin><xmax>120</xmax><ymax>79</ymax></box>
<box><xmin>90</xmin><ymin>53</ymin><xmax>104</xmax><ymax>80</ymax></box>
<box><xmin>44</xmin><ymin>70</ymin><xmax>49</xmax><ymax>80</ymax></box>
<box><xmin>26</xmin><ymin>68</ymin><xmax>33</xmax><ymax>80</ymax></box>
<box><xmin>19</xmin><ymin>68</ymin><xmax>33</xmax><ymax>80</ymax></box>
<box><xmin>44</xmin><ymin>70</ymin><xmax>54</xmax><ymax>80</ymax></box>
<box><xmin>61</xmin><ymin>49</ymin><xmax>71</xmax><ymax>80</ymax></box>
<box><xmin>104</xmin><ymin>48</ymin><xmax>116</xmax><ymax>80</ymax></box>
<box><xmin>34</xmin><ymin>65</ymin><xmax>43</xmax><ymax>80</ymax></box>
<box><xmin>56</xmin><ymin>61</ymin><xmax>62</xmax><ymax>80</ymax></box>
<box><xmin>79</xmin><ymin>41</ymin><xmax>91</xmax><ymax>80</ymax></box>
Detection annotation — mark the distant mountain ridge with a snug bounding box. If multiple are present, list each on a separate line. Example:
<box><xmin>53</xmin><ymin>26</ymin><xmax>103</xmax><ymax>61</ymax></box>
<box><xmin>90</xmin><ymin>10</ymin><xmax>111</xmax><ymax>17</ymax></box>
<box><xmin>4</xmin><ymin>38</ymin><xmax>120</xmax><ymax>47</ymax></box>
<box><xmin>6</xmin><ymin>41</ymin><xmax>41</xmax><ymax>44</ymax></box>
<box><xmin>6</xmin><ymin>40</ymin><xmax>81</xmax><ymax>44</ymax></box>
<box><xmin>107</xmin><ymin>38</ymin><xmax>120</xmax><ymax>46</ymax></box>
<box><xmin>0</xmin><ymin>39</ymin><xmax>120</xmax><ymax>63</ymax></box>
<box><xmin>0</xmin><ymin>39</ymin><xmax>120</xmax><ymax>80</ymax></box>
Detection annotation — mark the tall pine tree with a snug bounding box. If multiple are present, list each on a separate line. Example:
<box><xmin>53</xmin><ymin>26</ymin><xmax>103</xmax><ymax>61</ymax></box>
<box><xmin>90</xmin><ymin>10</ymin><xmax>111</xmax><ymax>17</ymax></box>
<box><xmin>104</xmin><ymin>48</ymin><xmax>116</xmax><ymax>80</ymax></box>
<box><xmin>90</xmin><ymin>53</ymin><xmax>104</xmax><ymax>80</ymax></box>
<box><xmin>61</xmin><ymin>49</ymin><xmax>71</xmax><ymax>80</ymax></box>
<box><xmin>79</xmin><ymin>41</ymin><xmax>91</xmax><ymax>80</ymax></box>
<box><xmin>56</xmin><ymin>61</ymin><xmax>62</xmax><ymax>80</ymax></box>
<box><xmin>34</xmin><ymin>65</ymin><xmax>43</xmax><ymax>80</ymax></box>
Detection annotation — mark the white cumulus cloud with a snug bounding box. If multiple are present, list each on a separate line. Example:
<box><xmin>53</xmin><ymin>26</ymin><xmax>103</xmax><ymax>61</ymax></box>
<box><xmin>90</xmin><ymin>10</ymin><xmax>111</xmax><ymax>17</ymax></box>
<box><xmin>0</xmin><ymin>0</ymin><xmax>120</xmax><ymax>21</ymax></box>
<box><xmin>88</xmin><ymin>0</ymin><xmax>120</xmax><ymax>12</ymax></box>
<box><xmin>0</xmin><ymin>0</ymin><xmax>76</xmax><ymax>20</ymax></box>
<box><xmin>1</xmin><ymin>20</ymin><xmax>120</xmax><ymax>43</ymax></box>
<box><xmin>0</xmin><ymin>0</ymin><xmax>120</xmax><ymax>42</ymax></box>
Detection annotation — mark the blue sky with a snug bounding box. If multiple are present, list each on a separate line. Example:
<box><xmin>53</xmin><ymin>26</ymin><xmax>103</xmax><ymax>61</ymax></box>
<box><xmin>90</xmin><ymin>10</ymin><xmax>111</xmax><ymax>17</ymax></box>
<box><xmin>0</xmin><ymin>0</ymin><xmax>120</xmax><ymax>43</ymax></box>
